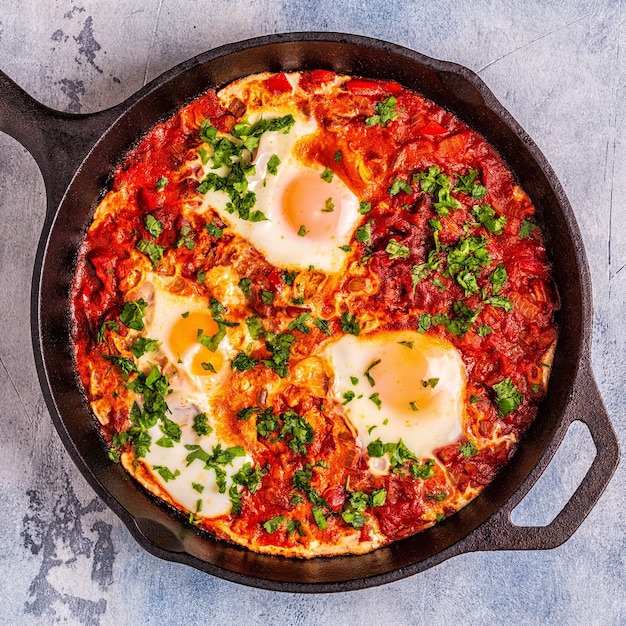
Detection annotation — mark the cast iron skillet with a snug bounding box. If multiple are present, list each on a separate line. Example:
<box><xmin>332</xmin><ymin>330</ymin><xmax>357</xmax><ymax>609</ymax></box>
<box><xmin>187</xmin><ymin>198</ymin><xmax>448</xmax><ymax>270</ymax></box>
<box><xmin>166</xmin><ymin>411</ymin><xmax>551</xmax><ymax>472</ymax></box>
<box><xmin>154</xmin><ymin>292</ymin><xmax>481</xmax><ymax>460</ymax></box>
<box><xmin>0</xmin><ymin>33</ymin><xmax>619</xmax><ymax>592</ymax></box>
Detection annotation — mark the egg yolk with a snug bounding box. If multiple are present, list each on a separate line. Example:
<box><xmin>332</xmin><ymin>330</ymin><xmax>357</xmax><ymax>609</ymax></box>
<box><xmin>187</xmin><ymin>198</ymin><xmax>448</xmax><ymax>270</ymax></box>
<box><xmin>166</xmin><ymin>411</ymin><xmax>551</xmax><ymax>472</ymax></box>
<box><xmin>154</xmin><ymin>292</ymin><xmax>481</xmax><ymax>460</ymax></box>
<box><xmin>169</xmin><ymin>311</ymin><xmax>224</xmax><ymax>376</ymax></box>
<box><xmin>372</xmin><ymin>344</ymin><xmax>450</xmax><ymax>418</ymax></box>
<box><xmin>281</xmin><ymin>171</ymin><xmax>342</xmax><ymax>239</ymax></box>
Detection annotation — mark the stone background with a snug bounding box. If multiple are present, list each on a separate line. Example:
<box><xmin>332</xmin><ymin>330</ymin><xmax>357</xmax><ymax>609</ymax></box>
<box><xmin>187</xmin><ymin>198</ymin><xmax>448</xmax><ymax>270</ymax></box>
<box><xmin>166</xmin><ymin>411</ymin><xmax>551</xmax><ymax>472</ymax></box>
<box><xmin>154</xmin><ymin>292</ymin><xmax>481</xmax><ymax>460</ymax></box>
<box><xmin>0</xmin><ymin>2</ymin><xmax>624</xmax><ymax>624</ymax></box>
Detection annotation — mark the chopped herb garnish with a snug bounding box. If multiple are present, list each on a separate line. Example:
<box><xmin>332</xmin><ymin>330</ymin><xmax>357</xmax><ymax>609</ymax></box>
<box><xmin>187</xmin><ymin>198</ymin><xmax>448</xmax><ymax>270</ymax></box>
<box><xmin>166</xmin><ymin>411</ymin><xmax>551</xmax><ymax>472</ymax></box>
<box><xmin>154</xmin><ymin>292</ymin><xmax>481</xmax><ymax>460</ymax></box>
<box><xmin>297</xmin><ymin>225</ymin><xmax>308</xmax><ymax>237</ymax></box>
<box><xmin>267</xmin><ymin>154</ymin><xmax>281</xmax><ymax>175</ymax></box>
<box><xmin>323</xmin><ymin>197</ymin><xmax>335</xmax><ymax>212</ymax></box>
<box><xmin>120</xmin><ymin>298</ymin><xmax>148</xmax><ymax>331</ymax></box>
<box><xmin>313</xmin><ymin>318</ymin><xmax>332</xmax><ymax>335</ymax></box>
<box><xmin>260</xmin><ymin>290</ymin><xmax>274</xmax><ymax>305</ymax></box>
<box><xmin>476</xmin><ymin>323</ymin><xmax>493</xmax><ymax>337</ymax></box>
<box><xmin>102</xmin><ymin>354</ymin><xmax>138</xmax><ymax>380</ymax></box>
<box><xmin>238</xmin><ymin>276</ymin><xmax>251</xmax><ymax>298</ymax></box>
<box><xmin>197</xmin><ymin>325</ymin><xmax>226</xmax><ymax>352</ymax></box>
<box><xmin>355</xmin><ymin>221</ymin><xmax>372</xmax><ymax>244</ymax></box>
<box><xmin>342</xmin><ymin>391</ymin><xmax>356</xmax><ymax>405</ymax></box>
<box><xmin>453</xmin><ymin>169</ymin><xmax>487</xmax><ymax>198</ymax></box>
<box><xmin>321</xmin><ymin>168</ymin><xmax>334</xmax><ymax>183</ymax></box>
<box><xmin>492</xmin><ymin>377</ymin><xmax>523</xmax><ymax>417</ymax></box>
<box><xmin>135</xmin><ymin>238</ymin><xmax>165</xmax><ymax>268</ymax></box>
<box><xmin>459</xmin><ymin>440</ymin><xmax>478</xmax><ymax>458</ymax></box>
<box><xmin>389</xmin><ymin>178</ymin><xmax>413</xmax><ymax>196</ymax></box>
<box><xmin>367</xmin><ymin>438</ymin><xmax>417</xmax><ymax>469</ymax></box>
<box><xmin>385</xmin><ymin>238</ymin><xmax>410</xmax><ymax>259</ymax></box>
<box><xmin>263</xmin><ymin>515</ymin><xmax>285</xmax><ymax>534</ymax></box>
<box><xmin>130</xmin><ymin>337</ymin><xmax>161</xmax><ymax>359</ymax></box>
<box><xmin>340</xmin><ymin>311</ymin><xmax>360</xmax><ymax>336</ymax></box>
<box><xmin>261</xmin><ymin>332</ymin><xmax>296</xmax><ymax>378</ymax></box>
<box><xmin>246</xmin><ymin>316</ymin><xmax>266</xmax><ymax>340</ymax></box>
<box><xmin>359</xmin><ymin>201</ymin><xmax>372</xmax><ymax>214</ymax></box>
<box><xmin>144</xmin><ymin>214</ymin><xmax>163</xmax><ymax>238</ymax></box>
<box><xmin>281</xmin><ymin>270</ymin><xmax>296</xmax><ymax>286</ymax></box>
<box><xmin>365</xmin><ymin>96</ymin><xmax>399</xmax><ymax>128</ymax></box>
<box><xmin>205</xmin><ymin>220</ymin><xmax>224</xmax><ymax>239</ymax></box>
<box><xmin>368</xmin><ymin>392</ymin><xmax>382</xmax><ymax>409</ymax></box>
<box><xmin>471</xmin><ymin>203</ymin><xmax>507</xmax><ymax>235</ymax></box>
<box><xmin>192</xmin><ymin>412</ymin><xmax>213</xmax><ymax>436</ymax></box>
<box><xmin>152</xmin><ymin>465</ymin><xmax>180</xmax><ymax>482</ymax></box>
<box><xmin>364</xmin><ymin>359</ymin><xmax>381</xmax><ymax>387</ymax></box>
<box><xmin>519</xmin><ymin>219</ymin><xmax>537</xmax><ymax>239</ymax></box>
<box><xmin>155</xmin><ymin>177</ymin><xmax>168</xmax><ymax>190</ymax></box>
<box><xmin>231</xmin><ymin>351</ymin><xmax>258</xmax><ymax>372</ymax></box>
<box><xmin>288</xmin><ymin>312</ymin><xmax>312</xmax><ymax>334</ymax></box>
<box><xmin>410</xmin><ymin>459</ymin><xmax>435</xmax><ymax>479</ymax></box>
<box><xmin>97</xmin><ymin>320</ymin><xmax>119</xmax><ymax>343</ymax></box>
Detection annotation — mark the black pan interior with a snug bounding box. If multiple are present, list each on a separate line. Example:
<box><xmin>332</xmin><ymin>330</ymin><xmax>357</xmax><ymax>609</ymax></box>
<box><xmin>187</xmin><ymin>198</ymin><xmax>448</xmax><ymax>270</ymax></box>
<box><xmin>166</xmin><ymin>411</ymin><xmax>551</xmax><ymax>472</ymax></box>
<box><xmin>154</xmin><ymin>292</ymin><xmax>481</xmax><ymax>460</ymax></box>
<box><xmin>34</xmin><ymin>33</ymin><xmax>587</xmax><ymax>591</ymax></box>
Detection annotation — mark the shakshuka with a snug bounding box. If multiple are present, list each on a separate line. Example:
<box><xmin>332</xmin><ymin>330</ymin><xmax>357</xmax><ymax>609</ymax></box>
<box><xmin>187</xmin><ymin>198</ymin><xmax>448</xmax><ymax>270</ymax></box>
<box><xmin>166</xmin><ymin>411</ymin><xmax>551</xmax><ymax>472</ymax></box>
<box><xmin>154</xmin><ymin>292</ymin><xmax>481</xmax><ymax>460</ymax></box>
<box><xmin>71</xmin><ymin>70</ymin><xmax>559</xmax><ymax>557</ymax></box>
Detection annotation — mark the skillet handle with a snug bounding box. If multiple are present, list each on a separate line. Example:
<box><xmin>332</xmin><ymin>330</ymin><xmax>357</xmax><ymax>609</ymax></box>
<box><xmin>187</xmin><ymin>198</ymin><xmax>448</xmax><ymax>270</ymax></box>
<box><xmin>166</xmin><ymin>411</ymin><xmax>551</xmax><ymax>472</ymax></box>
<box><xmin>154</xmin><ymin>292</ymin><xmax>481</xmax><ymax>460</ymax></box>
<box><xmin>471</xmin><ymin>360</ymin><xmax>619</xmax><ymax>551</ymax></box>
<box><xmin>0</xmin><ymin>69</ymin><xmax>122</xmax><ymax>216</ymax></box>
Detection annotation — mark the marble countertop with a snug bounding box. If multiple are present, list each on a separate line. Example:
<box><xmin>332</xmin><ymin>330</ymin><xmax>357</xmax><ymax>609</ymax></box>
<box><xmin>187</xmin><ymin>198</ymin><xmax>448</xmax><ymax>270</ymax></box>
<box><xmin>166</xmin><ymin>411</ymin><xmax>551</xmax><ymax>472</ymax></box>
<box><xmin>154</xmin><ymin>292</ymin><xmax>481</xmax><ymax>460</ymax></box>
<box><xmin>1</xmin><ymin>2</ymin><xmax>624</xmax><ymax>624</ymax></box>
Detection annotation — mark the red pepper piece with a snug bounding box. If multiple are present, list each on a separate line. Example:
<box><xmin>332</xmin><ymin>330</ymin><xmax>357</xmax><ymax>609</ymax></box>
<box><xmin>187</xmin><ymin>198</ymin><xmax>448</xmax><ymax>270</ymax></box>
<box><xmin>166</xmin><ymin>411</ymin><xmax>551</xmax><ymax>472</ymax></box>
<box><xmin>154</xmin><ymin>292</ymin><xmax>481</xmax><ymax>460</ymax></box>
<box><xmin>345</xmin><ymin>79</ymin><xmax>402</xmax><ymax>96</ymax></box>
<box><xmin>421</xmin><ymin>120</ymin><xmax>448</xmax><ymax>136</ymax></box>
<box><xmin>266</xmin><ymin>72</ymin><xmax>292</xmax><ymax>93</ymax></box>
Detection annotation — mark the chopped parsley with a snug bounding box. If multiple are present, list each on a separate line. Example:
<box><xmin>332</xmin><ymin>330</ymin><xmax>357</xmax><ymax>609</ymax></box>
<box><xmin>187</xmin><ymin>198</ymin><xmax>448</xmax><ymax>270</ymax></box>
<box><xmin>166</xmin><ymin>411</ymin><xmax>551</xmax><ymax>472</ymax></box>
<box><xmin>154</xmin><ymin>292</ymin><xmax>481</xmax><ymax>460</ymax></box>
<box><xmin>389</xmin><ymin>178</ymin><xmax>413</xmax><ymax>196</ymax></box>
<box><xmin>365</xmin><ymin>96</ymin><xmax>399</xmax><ymax>128</ymax></box>
<box><xmin>102</xmin><ymin>355</ymin><xmax>138</xmax><ymax>380</ymax></box>
<box><xmin>313</xmin><ymin>317</ymin><xmax>332</xmax><ymax>335</ymax></box>
<box><xmin>97</xmin><ymin>320</ymin><xmax>119</xmax><ymax>343</ymax></box>
<box><xmin>453</xmin><ymin>169</ymin><xmax>487</xmax><ymax>198</ymax></box>
<box><xmin>197</xmin><ymin>326</ymin><xmax>226</xmax><ymax>352</ymax></box>
<box><xmin>119</xmin><ymin>298</ymin><xmax>148</xmax><ymax>331</ymax></box>
<box><xmin>519</xmin><ymin>219</ymin><xmax>537</xmax><ymax>239</ymax></box>
<box><xmin>367</xmin><ymin>437</ymin><xmax>417</xmax><ymax>469</ymax></box>
<box><xmin>155</xmin><ymin>177</ymin><xmax>168</xmax><ymax>190</ymax></box>
<box><xmin>261</xmin><ymin>332</ymin><xmax>296</xmax><ymax>378</ymax></box>
<box><xmin>192</xmin><ymin>412</ymin><xmax>213</xmax><ymax>436</ymax></box>
<box><xmin>321</xmin><ymin>168</ymin><xmax>334</xmax><ymax>183</ymax></box>
<box><xmin>263</xmin><ymin>515</ymin><xmax>285</xmax><ymax>534</ymax></box>
<box><xmin>267</xmin><ymin>154</ymin><xmax>281</xmax><ymax>175</ymax></box>
<box><xmin>410</xmin><ymin>459</ymin><xmax>435</xmax><ymax>479</ymax></box>
<box><xmin>492</xmin><ymin>377</ymin><xmax>523</xmax><ymax>417</ymax></box>
<box><xmin>246</xmin><ymin>316</ymin><xmax>266</xmax><ymax>340</ymax></box>
<box><xmin>459</xmin><ymin>440</ymin><xmax>478</xmax><ymax>458</ymax></box>
<box><xmin>152</xmin><ymin>465</ymin><xmax>180</xmax><ymax>482</ymax></box>
<box><xmin>340</xmin><ymin>312</ymin><xmax>360</xmax><ymax>336</ymax></box>
<box><xmin>129</xmin><ymin>337</ymin><xmax>161</xmax><ymax>359</ymax></box>
<box><xmin>288</xmin><ymin>312</ymin><xmax>312</xmax><ymax>334</ymax></box>
<box><xmin>205</xmin><ymin>220</ymin><xmax>224</xmax><ymax>239</ymax></box>
<box><xmin>364</xmin><ymin>359</ymin><xmax>381</xmax><ymax>386</ymax></box>
<box><xmin>260</xmin><ymin>290</ymin><xmax>274</xmax><ymax>305</ymax></box>
<box><xmin>471</xmin><ymin>203</ymin><xmax>507</xmax><ymax>235</ymax></box>
<box><xmin>368</xmin><ymin>392</ymin><xmax>382</xmax><ymax>409</ymax></box>
<box><xmin>184</xmin><ymin>443</ymin><xmax>246</xmax><ymax>493</ymax></box>
<box><xmin>135</xmin><ymin>238</ymin><xmax>165</xmax><ymax>268</ymax></box>
<box><xmin>385</xmin><ymin>238</ymin><xmax>410</xmax><ymax>259</ymax></box>
<box><xmin>144</xmin><ymin>214</ymin><xmax>163</xmax><ymax>238</ymax></box>
<box><xmin>238</xmin><ymin>276</ymin><xmax>251</xmax><ymax>298</ymax></box>
<box><xmin>297</xmin><ymin>225</ymin><xmax>308</xmax><ymax>237</ymax></box>
<box><xmin>175</xmin><ymin>224</ymin><xmax>195</xmax><ymax>250</ymax></box>
<box><xmin>359</xmin><ymin>201</ymin><xmax>372</xmax><ymax>214</ymax></box>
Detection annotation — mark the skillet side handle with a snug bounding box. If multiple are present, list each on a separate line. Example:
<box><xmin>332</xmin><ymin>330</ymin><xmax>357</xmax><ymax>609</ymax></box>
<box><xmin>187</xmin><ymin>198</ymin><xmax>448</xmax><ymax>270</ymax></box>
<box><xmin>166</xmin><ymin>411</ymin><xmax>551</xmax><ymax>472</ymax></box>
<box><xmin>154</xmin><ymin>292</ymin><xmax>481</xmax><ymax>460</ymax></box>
<box><xmin>471</xmin><ymin>362</ymin><xmax>619</xmax><ymax>551</ymax></box>
<box><xmin>0</xmin><ymin>69</ymin><xmax>122</xmax><ymax>215</ymax></box>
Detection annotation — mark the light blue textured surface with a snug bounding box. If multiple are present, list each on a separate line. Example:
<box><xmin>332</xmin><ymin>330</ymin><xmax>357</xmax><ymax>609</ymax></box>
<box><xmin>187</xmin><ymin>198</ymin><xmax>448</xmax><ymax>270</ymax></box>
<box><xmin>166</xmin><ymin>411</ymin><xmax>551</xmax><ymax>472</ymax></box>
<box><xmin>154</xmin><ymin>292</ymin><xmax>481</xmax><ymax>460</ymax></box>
<box><xmin>1</xmin><ymin>2</ymin><xmax>624</xmax><ymax>624</ymax></box>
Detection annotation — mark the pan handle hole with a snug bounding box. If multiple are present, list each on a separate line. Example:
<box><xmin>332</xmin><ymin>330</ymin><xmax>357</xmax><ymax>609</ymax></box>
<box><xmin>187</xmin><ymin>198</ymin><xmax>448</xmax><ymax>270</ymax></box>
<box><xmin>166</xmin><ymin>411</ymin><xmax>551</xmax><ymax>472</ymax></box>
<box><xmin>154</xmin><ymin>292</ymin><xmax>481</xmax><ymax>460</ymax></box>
<box><xmin>510</xmin><ymin>420</ymin><xmax>595</xmax><ymax>527</ymax></box>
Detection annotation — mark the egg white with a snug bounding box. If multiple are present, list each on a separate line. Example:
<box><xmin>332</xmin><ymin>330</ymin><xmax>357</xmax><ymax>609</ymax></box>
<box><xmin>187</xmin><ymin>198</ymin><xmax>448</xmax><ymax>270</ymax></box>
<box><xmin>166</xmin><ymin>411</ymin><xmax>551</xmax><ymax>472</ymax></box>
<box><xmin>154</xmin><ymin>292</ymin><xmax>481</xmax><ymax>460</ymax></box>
<box><xmin>193</xmin><ymin>112</ymin><xmax>362</xmax><ymax>273</ymax></box>
<box><xmin>128</xmin><ymin>275</ymin><xmax>253</xmax><ymax>517</ymax></box>
<box><xmin>324</xmin><ymin>330</ymin><xmax>466</xmax><ymax>470</ymax></box>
